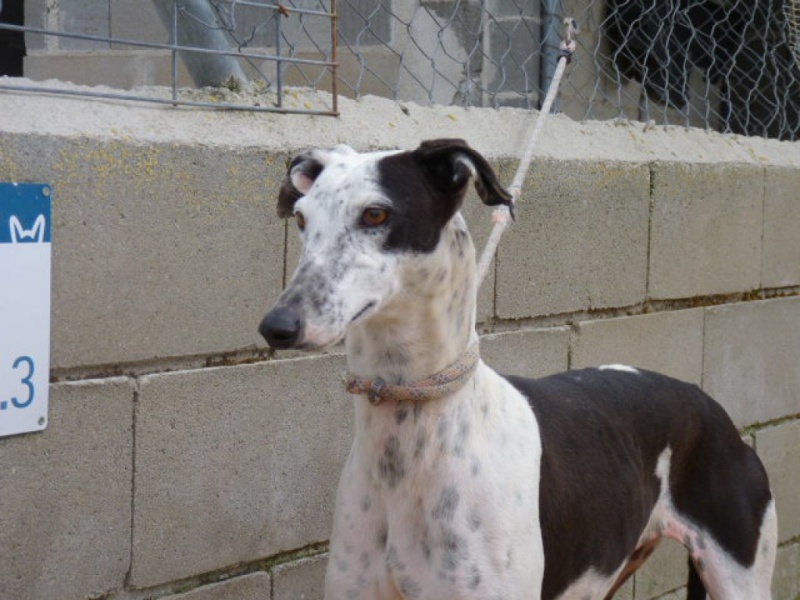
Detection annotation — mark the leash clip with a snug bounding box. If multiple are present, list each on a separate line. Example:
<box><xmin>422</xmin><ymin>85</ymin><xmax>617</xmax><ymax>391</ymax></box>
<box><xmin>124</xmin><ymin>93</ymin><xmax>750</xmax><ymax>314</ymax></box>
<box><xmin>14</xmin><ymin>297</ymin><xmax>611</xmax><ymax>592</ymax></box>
<box><xmin>558</xmin><ymin>17</ymin><xmax>579</xmax><ymax>64</ymax></box>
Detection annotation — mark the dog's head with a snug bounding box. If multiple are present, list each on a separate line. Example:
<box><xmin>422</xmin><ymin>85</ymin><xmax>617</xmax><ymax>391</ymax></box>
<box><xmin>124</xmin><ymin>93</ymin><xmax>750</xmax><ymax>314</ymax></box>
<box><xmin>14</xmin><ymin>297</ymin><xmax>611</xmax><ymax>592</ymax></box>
<box><xmin>259</xmin><ymin>138</ymin><xmax>511</xmax><ymax>350</ymax></box>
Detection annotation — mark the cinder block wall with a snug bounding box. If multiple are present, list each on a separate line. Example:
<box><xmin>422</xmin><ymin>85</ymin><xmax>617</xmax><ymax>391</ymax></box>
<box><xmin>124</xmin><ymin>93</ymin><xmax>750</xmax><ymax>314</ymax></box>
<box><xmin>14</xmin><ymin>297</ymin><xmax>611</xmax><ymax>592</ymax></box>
<box><xmin>0</xmin><ymin>84</ymin><xmax>798</xmax><ymax>600</ymax></box>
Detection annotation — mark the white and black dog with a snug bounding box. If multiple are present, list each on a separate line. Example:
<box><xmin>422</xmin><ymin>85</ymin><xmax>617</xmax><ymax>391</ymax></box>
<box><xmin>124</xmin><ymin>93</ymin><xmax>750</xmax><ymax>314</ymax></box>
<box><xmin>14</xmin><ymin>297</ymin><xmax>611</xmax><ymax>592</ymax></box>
<box><xmin>259</xmin><ymin>139</ymin><xmax>777</xmax><ymax>600</ymax></box>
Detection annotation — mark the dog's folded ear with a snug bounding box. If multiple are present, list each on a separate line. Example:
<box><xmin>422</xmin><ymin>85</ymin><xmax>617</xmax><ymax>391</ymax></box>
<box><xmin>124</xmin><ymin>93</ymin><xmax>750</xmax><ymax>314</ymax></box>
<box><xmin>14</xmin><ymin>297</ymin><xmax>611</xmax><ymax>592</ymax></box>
<box><xmin>412</xmin><ymin>139</ymin><xmax>513</xmax><ymax>216</ymax></box>
<box><xmin>277</xmin><ymin>152</ymin><xmax>325</xmax><ymax>218</ymax></box>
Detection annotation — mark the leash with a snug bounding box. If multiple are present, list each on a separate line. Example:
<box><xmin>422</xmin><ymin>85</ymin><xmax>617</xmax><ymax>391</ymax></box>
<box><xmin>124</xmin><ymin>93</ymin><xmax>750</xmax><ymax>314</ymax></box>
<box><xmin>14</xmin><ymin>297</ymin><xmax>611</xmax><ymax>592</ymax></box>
<box><xmin>475</xmin><ymin>17</ymin><xmax>578</xmax><ymax>289</ymax></box>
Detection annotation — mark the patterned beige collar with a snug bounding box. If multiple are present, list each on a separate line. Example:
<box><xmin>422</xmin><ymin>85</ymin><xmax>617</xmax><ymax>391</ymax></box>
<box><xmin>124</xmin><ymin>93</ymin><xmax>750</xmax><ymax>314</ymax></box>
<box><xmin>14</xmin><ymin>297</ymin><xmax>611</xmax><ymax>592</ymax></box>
<box><xmin>345</xmin><ymin>342</ymin><xmax>480</xmax><ymax>406</ymax></box>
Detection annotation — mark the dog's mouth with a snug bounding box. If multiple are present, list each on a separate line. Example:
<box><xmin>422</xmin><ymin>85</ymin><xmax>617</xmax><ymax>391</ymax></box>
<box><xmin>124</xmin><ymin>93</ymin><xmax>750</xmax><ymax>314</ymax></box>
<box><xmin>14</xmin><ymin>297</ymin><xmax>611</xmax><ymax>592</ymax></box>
<box><xmin>295</xmin><ymin>302</ymin><xmax>376</xmax><ymax>350</ymax></box>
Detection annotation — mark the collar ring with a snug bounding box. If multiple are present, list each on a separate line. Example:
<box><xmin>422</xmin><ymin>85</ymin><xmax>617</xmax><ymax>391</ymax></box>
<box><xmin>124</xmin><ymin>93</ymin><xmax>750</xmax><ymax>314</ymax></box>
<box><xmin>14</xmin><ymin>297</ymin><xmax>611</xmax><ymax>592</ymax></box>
<box><xmin>368</xmin><ymin>377</ymin><xmax>387</xmax><ymax>405</ymax></box>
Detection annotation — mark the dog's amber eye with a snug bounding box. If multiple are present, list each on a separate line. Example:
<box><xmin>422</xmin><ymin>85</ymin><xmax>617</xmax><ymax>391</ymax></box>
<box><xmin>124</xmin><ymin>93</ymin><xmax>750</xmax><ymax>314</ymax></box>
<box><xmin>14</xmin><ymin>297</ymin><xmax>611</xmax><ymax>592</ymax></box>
<box><xmin>295</xmin><ymin>211</ymin><xmax>306</xmax><ymax>231</ymax></box>
<box><xmin>362</xmin><ymin>207</ymin><xmax>390</xmax><ymax>227</ymax></box>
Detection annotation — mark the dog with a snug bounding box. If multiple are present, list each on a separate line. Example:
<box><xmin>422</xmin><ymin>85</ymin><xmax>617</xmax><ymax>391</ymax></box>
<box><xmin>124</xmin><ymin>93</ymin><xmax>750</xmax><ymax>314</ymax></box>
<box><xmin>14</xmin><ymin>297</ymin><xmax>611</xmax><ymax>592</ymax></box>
<box><xmin>259</xmin><ymin>139</ymin><xmax>777</xmax><ymax>599</ymax></box>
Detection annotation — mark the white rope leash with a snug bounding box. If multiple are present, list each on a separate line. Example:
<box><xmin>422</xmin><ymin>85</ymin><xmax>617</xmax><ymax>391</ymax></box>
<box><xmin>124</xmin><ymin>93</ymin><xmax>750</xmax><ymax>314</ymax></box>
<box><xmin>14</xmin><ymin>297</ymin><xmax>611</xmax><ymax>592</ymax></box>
<box><xmin>475</xmin><ymin>17</ymin><xmax>578</xmax><ymax>289</ymax></box>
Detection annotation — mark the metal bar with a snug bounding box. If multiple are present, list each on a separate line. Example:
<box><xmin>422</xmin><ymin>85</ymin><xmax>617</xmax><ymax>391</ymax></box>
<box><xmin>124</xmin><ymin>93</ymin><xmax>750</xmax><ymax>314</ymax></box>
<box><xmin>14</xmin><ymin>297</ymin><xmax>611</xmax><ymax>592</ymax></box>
<box><xmin>330</xmin><ymin>0</ymin><xmax>339</xmax><ymax>115</ymax></box>
<box><xmin>186</xmin><ymin>1</ymin><xmax>332</xmax><ymax>18</ymax></box>
<box><xmin>0</xmin><ymin>23</ymin><xmax>334</xmax><ymax>68</ymax></box>
<box><xmin>0</xmin><ymin>83</ymin><xmax>337</xmax><ymax>115</ymax></box>
<box><xmin>171</xmin><ymin>1</ymin><xmax>179</xmax><ymax>104</ymax></box>
<box><xmin>275</xmin><ymin>7</ymin><xmax>282</xmax><ymax>108</ymax></box>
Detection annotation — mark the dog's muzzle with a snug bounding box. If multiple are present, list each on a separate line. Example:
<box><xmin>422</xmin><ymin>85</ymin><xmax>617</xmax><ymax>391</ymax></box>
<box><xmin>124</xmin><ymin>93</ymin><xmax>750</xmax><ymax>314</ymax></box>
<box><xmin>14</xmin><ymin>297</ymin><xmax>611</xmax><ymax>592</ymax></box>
<box><xmin>259</xmin><ymin>306</ymin><xmax>304</xmax><ymax>349</ymax></box>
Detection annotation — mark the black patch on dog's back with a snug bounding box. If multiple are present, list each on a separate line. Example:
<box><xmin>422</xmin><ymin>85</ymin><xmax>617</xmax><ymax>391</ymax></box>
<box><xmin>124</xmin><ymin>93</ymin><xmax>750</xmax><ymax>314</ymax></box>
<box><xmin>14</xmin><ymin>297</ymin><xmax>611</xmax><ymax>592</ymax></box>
<box><xmin>504</xmin><ymin>368</ymin><xmax>772</xmax><ymax>600</ymax></box>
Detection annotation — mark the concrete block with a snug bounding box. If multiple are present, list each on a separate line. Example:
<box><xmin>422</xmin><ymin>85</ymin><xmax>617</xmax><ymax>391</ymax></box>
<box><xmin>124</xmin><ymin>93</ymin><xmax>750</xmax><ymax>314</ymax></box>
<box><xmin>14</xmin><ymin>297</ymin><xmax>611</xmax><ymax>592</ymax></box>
<box><xmin>24</xmin><ymin>50</ymin><xmax>196</xmax><ymax>89</ymax></box>
<box><xmin>485</xmin><ymin>17</ymin><xmax>541</xmax><ymax>92</ymax></box>
<box><xmin>634</xmin><ymin>539</ymin><xmax>688</xmax><ymax>599</ymax></box>
<box><xmin>0</xmin><ymin>134</ymin><xmax>287</xmax><ymax>368</ymax></box>
<box><xmin>23</xmin><ymin>0</ymin><xmax>47</xmax><ymax>51</ymax></box>
<box><xmin>480</xmin><ymin>326</ymin><xmax>569</xmax><ymax>379</ymax></box>
<box><xmin>59</xmin><ymin>0</ymin><xmax>110</xmax><ymax>51</ymax></box>
<box><xmin>703</xmin><ymin>297</ymin><xmax>800</xmax><ymax>428</ymax></box>
<box><xmin>772</xmin><ymin>542</ymin><xmax>800</xmax><ymax>600</ymax></box>
<box><xmin>756</xmin><ymin>419</ymin><xmax>800</xmax><ymax>542</ymax></box>
<box><xmin>648</xmin><ymin>162</ymin><xmax>763</xmax><ymax>299</ymax></box>
<box><xmin>571</xmin><ymin>309</ymin><xmax>704</xmax><ymax>384</ymax></box>
<box><xmin>763</xmin><ymin>166</ymin><xmax>800</xmax><ymax>288</ymax></box>
<box><xmin>132</xmin><ymin>355</ymin><xmax>353</xmax><ymax>587</ymax></box>
<box><xmin>272</xmin><ymin>554</ymin><xmax>327</xmax><ymax>600</ymax></box>
<box><xmin>110</xmin><ymin>0</ymin><xmax>165</xmax><ymax>44</ymax></box>
<box><xmin>0</xmin><ymin>378</ymin><xmax>133</xmax><ymax>600</ymax></box>
<box><xmin>162</xmin><ymin>572</ymin><xmax>271</xmax><ymax>600</ymax></box>
<box><xmin>496</xmin><ymin>159</ymin><xmax>650</xmax><ymax>319</ymax></box>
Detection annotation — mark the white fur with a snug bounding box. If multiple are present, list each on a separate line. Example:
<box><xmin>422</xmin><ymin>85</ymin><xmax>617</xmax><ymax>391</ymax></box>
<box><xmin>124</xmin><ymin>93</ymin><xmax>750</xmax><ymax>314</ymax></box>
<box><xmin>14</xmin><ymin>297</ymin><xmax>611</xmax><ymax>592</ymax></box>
<box><xmin>326</xmin><ymin>364</ymin><xmax>544</xmax><ymax>599</ymax></box>
<box><xmin>598</xmin><ymin>364</ymin><xmax>640</xmax><ymax>374</ymax></box>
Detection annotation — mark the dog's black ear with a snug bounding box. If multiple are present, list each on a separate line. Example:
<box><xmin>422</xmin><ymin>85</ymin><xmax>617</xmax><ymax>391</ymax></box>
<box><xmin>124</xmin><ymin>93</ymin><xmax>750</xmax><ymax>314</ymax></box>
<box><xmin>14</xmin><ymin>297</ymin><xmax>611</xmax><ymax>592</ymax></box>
<box><xmin>412</xmin><ymin>138</ymin><xmax>513</xmax><ymax>215</ymax></box>
<box><xmin>277</xmin><ymin>153</ymin><xmax>325</xmax><ymax>218</ymax></box>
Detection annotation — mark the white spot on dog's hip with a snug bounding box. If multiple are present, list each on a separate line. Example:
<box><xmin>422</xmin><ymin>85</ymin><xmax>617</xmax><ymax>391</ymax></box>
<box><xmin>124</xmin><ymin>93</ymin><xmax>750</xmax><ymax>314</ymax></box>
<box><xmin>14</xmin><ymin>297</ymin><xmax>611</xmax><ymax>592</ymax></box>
<box><xmin>598</xmin><ymin>364</ymin><xmax>640</xmax><ymax>374</ymax></box>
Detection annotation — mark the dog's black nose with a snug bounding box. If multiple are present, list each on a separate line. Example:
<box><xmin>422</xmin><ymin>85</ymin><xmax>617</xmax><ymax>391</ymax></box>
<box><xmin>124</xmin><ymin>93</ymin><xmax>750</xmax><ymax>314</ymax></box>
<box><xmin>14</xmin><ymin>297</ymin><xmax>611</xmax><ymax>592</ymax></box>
<box><xmin>259</xmin><ymin>307</ymin><xmax>304</xmax><ymax>349</ymax></box>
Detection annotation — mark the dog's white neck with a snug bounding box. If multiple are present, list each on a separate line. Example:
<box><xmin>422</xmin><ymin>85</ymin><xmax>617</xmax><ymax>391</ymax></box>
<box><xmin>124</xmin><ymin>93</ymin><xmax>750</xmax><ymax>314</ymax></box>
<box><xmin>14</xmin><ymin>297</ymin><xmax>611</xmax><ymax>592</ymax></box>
<box><xmin>345</xmin><ymin>215</ymin><xmax>477</xmax><ymax>385</ymax></box>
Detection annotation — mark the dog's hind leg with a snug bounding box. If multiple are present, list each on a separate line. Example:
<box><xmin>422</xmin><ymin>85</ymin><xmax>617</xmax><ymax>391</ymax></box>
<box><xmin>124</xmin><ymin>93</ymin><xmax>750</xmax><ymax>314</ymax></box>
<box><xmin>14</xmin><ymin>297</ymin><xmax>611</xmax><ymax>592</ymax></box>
<box><xmin>662</xmin><ymin>391</ymin><xmax>779</xmax><ymax>600</ymax></box>
<box><xmin>686</xmin><ymin>559</ymin><xmax>706</xmax><ymax>600</ymax></box>
<box><xmin>677</xmin><ymin>498</ymin><xmax>777</xmax><ymax>600</ymax></box>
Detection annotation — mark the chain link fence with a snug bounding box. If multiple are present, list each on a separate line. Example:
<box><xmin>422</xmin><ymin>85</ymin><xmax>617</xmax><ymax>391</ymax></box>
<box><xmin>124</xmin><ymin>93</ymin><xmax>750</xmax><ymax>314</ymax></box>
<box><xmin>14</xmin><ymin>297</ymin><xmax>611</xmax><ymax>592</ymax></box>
<box><xmin>326</xmin><ymin>0</ymin><xmax>800</xmax><ymax>140</ymax></box>
<box><xmin>2</xmin><ymin>0</ymin><xmax>799</xmax><ymax>139</ymax></box>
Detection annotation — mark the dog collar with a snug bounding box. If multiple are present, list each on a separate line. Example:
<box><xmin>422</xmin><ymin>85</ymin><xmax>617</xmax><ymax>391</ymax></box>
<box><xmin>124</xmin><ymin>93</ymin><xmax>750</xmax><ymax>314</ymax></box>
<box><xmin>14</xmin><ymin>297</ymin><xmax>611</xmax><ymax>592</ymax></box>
<box><xmin>345</xmin><ymin>342</ymin><xmax>480</xmax><ymax>405</ymax></box>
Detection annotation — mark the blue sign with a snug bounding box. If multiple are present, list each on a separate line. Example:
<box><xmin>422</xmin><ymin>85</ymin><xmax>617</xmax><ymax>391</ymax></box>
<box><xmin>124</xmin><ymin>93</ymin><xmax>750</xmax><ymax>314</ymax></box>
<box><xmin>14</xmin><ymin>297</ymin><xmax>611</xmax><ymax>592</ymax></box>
<box><xmin>0</xmin><ymin>183</ymin><xmax>52</xmax><ymax>244</ymax></box>
<box><xmin>0</xmin><ymin>183</ymin><xmax>52</xmax><ymax>437</ymax></box>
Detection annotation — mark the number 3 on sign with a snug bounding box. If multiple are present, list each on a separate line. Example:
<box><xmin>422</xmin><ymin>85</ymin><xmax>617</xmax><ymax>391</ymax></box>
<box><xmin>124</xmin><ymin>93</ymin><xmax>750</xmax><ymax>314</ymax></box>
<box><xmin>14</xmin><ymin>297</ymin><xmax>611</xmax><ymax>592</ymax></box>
<box><xmin>11</xmin><ymin>356</ymin><xmax>35</xmax><ymax>409</ymax></box>
<box><xmin>0</xmin><ymin>183</ymin><xmax>52</xmax><ymax>438</ymax></box>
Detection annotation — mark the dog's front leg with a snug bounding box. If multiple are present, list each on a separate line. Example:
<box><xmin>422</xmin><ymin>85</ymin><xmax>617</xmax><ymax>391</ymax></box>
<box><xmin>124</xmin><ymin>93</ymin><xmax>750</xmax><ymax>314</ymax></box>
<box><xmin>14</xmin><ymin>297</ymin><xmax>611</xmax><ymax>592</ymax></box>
<box><xmin>325</xmin><ymin>447</ymin><xmax>399</xmax><ymax>600</ymax></box>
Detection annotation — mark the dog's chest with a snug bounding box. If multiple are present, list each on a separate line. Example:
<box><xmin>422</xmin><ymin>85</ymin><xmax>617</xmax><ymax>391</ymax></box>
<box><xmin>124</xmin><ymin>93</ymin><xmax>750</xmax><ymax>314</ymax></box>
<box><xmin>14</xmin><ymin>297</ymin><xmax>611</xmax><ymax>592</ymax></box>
<box><xmin>327</xmin><ymin>365</ymin><xmax>546</xmax><ymax>599</ymax></box>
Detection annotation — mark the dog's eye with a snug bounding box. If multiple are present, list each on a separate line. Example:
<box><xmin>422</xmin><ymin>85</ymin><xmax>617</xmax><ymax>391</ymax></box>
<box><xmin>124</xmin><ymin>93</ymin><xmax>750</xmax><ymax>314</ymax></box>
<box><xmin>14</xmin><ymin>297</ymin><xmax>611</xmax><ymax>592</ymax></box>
<box><xmin>362</xmin><ymin>207</ymin><xmax>390</xmax><ymax>227</ymax></box>
<box><xmin>295</xmin><ymin>211</ymin><xmax>306</xmax><ymax>231</ymax></box>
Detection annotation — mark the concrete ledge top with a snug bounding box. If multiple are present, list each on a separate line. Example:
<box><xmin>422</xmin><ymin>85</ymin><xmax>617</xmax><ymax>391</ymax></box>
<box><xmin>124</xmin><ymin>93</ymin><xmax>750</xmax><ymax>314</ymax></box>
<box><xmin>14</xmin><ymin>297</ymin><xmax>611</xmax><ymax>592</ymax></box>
<box><xmin>1</xmin><ymin>78</ymin><xmax>798</xmax><ymax>166</ymax></box>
